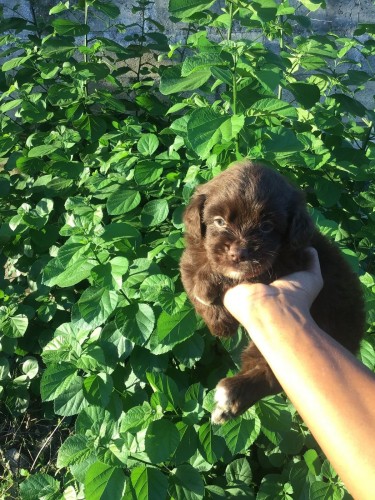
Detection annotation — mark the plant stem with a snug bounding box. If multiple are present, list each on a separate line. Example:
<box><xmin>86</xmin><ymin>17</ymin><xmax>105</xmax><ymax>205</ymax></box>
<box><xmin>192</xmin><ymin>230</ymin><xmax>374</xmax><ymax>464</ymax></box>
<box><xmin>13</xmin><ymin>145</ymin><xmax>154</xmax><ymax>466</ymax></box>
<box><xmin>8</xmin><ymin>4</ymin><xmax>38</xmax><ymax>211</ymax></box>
<box><xmin>30</xmin><ymin>417</ymin><xmax>66</xmax><ymax>471</ymax></box>
<box><xmin>278</xmin><ymin>16</ymin><xmax>284</xmax><ymax>100</ymax></box>
<box><xmin>227</xmin><ymin>0</ymin><xmax>239</xmax><ymax>156</ymax></box>
<box><xmin>227</xmin><ymin>0</ymin><xmax>233</xmax><ymax>42</ymax></box>
<box><xmin>84</xmin><ymin>0</ymin><xmax>88</xmax><ymax>65</ymax></box>
<box><xmin>81</xmin><ymin>0</ymin><xmax>89</xmax><ymax>101</ymax></box>
<box><xmin>362</xmin><ymin>121</ymin><xmax>373</xmax><ymax>150</ymax></box>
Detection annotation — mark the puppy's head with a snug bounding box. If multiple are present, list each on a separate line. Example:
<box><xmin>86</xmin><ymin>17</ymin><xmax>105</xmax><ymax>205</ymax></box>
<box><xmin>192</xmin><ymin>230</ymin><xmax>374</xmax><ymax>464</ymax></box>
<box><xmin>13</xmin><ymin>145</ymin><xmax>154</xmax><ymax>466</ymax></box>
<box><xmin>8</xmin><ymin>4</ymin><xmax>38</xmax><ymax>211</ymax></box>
<box><xmin>183</xmin><ymin>161</ymin><xmax>314</xmax><ymax>280</ymax></box>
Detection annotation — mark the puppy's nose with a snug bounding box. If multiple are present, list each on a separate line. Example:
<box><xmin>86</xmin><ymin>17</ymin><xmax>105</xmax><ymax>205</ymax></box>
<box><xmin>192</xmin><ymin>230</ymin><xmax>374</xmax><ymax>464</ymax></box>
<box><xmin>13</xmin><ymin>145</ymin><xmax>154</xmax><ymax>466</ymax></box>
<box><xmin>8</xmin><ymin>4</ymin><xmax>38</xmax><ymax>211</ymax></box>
<box><xmin>228</xmin><ymin>245</ymin><xmax>249</xmax><ymax>263</ymax></box>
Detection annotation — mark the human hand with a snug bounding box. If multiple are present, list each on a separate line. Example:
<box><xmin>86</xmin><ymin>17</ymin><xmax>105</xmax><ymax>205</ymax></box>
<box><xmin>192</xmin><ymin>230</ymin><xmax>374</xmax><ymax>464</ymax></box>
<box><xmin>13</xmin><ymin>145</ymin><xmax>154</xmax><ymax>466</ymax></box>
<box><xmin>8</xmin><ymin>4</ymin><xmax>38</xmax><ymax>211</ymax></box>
<box><xmin>223</xmin><ymin>248</ymin><xmax>324</xmax><ymax>331</ymax></box>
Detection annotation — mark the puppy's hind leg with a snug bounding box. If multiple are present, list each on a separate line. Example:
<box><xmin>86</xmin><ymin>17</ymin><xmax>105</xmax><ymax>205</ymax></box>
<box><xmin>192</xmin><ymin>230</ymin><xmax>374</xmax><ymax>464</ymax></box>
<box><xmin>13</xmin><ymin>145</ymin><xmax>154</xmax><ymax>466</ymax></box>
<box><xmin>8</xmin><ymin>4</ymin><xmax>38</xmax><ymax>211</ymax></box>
<box><xmin>211</xmin><ymin>344</ymin><xmax>281</xmax><ymax>423</ymax></box>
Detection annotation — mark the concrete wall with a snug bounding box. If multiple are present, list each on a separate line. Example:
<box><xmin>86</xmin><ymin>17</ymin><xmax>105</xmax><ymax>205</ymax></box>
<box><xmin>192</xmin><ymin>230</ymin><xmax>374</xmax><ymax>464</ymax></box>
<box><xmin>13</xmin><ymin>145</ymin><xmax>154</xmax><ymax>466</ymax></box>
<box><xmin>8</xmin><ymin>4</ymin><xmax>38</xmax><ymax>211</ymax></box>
<box><xmin>10</xmin><ymin>0</ymin><xmax>375</xmax><ymax>39</ymax></box>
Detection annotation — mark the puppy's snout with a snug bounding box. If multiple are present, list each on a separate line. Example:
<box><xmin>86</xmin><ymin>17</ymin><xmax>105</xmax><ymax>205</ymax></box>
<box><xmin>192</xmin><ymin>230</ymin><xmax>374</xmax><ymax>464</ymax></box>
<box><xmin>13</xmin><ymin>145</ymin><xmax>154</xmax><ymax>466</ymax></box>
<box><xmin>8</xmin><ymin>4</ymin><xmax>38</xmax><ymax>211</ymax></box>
<box><xmin>228</xmin><ymin>244</ymin><xmax>249</xmax><ymax>263</ymax></box>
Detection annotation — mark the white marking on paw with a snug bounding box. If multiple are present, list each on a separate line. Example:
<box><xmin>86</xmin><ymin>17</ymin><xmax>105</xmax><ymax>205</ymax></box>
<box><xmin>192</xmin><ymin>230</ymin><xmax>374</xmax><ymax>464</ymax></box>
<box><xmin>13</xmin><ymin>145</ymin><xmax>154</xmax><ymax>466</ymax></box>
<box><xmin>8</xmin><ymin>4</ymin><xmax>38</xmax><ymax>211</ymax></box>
<box><xmin>211</xmin><ymin>385</ymin><xmax>231</xmax><ymax>425</ymax></box>
<box><xmin>214</xmin><ymin>385</ymin><xmax>229</xmax><ymax>406</ymax></box>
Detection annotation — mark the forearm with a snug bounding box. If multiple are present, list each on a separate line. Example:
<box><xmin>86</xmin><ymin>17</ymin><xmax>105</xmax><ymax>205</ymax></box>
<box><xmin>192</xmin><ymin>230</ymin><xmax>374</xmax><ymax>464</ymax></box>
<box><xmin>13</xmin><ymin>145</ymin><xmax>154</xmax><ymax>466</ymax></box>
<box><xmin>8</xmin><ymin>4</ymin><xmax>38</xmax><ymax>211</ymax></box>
<box><xmin>248</xmin><ymin>303</ymin><xmax>375</xmax><ymax>500</ymax></box>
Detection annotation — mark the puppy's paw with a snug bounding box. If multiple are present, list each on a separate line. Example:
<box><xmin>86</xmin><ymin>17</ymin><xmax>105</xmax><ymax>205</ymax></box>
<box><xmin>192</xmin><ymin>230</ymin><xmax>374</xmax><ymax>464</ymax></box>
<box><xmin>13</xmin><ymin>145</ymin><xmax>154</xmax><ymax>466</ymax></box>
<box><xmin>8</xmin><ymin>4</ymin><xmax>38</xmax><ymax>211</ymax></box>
<box><xmin>211</xmin><ymin>382</ymin><xmax>239</xmax><ymax>424</ymax></box>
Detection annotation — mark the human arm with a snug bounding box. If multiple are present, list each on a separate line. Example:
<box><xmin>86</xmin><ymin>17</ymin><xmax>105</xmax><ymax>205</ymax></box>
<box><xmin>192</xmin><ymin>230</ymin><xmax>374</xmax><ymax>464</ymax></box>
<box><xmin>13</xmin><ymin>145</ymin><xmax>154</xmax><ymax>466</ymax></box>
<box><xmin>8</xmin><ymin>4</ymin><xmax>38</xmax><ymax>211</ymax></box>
<box><xmin>224</xmin><ymin>249</ymin><xmax>375</xmax><ymax>500</ymax></box>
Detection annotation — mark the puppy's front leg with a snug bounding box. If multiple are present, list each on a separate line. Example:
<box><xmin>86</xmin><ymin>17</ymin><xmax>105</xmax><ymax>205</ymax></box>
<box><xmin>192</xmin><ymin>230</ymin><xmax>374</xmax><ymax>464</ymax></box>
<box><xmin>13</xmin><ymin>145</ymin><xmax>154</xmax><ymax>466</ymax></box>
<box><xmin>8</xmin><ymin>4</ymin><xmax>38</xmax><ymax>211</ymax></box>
<box><xmin>212</xmin><ymin>344</ymin><xmax>281</xmax><ymax>423</ymax></box>
<box><xmin>192</xmin><ymin>272</ymin><xmax>220</xmax><ymax>307</ymax></box>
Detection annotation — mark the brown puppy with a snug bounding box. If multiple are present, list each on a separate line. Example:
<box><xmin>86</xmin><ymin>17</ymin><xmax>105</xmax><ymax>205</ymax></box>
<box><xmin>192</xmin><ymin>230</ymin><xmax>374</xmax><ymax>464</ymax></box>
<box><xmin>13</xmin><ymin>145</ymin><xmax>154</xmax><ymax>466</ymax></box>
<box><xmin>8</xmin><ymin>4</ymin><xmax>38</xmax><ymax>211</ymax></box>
<box><xmin>180</xmin><ymin>160</ymin><xmax>365</xmax><ymax>423</ymax></box>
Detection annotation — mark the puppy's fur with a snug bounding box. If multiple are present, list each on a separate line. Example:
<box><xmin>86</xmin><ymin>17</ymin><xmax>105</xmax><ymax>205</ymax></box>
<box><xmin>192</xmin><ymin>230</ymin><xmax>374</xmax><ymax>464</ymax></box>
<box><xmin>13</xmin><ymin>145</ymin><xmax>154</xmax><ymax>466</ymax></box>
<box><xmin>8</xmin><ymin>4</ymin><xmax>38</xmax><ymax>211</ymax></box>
<box><xmin>180</xmin><ymin>161</ymin><xmax>365</xmax><ymax>423</ymax></box>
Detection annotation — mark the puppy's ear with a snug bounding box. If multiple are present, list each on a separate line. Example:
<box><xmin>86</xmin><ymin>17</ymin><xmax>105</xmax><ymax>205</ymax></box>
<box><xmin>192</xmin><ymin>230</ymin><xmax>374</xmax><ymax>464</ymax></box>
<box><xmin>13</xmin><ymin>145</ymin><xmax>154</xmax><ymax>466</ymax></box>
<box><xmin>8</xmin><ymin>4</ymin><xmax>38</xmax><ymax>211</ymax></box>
<box><xmin>288</xmin><ymin>193</ymin><xmax>314</xmax><ymax>249</ymax></box>
<box><xmin>183</xmin><ymin>192</ymin><xmax>207</xmax><ymax>241</ymax></box>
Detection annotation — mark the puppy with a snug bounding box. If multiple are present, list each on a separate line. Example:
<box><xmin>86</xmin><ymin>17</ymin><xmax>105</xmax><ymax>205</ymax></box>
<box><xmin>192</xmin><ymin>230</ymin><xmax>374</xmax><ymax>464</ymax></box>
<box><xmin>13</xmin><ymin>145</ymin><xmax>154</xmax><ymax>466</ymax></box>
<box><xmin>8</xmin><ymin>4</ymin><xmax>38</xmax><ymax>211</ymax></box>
<box><xmin>180</xmin><ymin>161</ymin><xmax>365</xmax><ymax>423</ymax></box>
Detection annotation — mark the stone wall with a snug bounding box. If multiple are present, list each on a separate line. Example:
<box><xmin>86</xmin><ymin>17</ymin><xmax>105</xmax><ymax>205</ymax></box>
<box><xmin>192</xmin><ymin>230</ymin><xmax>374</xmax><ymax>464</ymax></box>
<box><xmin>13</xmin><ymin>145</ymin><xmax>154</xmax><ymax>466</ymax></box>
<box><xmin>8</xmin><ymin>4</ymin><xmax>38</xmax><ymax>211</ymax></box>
<box><xmin>11</xmin><ymin>0</ymin><xmax>375</xmax><ymax>39</ymax></box>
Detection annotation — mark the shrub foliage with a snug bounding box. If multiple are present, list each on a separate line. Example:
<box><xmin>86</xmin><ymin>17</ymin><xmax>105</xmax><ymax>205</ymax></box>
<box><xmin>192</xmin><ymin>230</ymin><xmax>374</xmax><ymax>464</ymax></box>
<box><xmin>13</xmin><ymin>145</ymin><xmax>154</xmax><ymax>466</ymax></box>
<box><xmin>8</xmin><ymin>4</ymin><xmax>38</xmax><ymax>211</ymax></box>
<box><xmin>0</xmin><ymin>0</ymin><xmax>374</xmax><ymax>498</ymax></box>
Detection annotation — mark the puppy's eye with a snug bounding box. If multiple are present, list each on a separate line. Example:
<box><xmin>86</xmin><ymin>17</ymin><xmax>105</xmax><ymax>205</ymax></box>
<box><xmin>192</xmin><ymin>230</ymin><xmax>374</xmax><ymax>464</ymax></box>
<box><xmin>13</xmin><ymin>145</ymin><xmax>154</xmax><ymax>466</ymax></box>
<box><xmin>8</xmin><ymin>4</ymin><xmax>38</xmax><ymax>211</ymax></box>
<box><xmin>213</xmin><ymin>217</ymin><xmax>227</xmax><ymax>228</ymax></box>
<box><xmin>260</xmin><ymin>221</ymin><xmax>274</xmax><ymax>233</ymax></box>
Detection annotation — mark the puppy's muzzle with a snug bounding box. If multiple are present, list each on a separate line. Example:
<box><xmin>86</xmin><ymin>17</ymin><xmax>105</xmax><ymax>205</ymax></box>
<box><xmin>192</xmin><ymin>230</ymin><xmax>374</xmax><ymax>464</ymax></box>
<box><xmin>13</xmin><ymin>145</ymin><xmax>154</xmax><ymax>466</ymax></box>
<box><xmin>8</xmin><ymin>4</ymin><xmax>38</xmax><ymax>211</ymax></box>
<box><xmin>228</xmin><ymin>244</ymin><xmax>249</xmax><ymax>263</ymax></box>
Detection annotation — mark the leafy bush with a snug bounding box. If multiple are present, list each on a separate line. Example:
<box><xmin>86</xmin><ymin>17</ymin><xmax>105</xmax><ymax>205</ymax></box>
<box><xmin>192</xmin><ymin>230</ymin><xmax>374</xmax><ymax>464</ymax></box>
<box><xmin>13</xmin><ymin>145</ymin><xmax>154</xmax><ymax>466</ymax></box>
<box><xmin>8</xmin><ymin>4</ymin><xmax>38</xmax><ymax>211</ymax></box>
<box><xmin>0</xmin><ymin>0</ymin><xmax>374</xmax><ymax>498</ymax></box>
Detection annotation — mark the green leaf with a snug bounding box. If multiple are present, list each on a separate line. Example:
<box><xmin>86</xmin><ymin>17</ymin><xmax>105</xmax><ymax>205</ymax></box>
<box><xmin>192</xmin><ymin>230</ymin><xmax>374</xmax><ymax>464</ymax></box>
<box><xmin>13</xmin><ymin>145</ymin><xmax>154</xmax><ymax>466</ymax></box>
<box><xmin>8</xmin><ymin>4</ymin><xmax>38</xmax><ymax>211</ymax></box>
<box><xmin>47</xmin><ymin>83</ymin><xmax>79</xmax><ymax>107</ymax></box>
<box><xmin>168</xmin><ymin>464</ymin><xmax>204</xmax><ymax>500</ymax></box>
<box><xmin>140</xmin><ymin>274</ymin><xmax>175</xmax><ymax>303</ymax></box>
<box><xmin>77</xmin><ymin>287</ymin><xmax>118</xmax><ymax>328</ymax></box>
<box><xmin>141</xmin><ymin>199</ymin><xmax>169</xmax><ymax>227</ymax></box>
<box><xmin>263</xmin><ymin>127</ymin><xmax>304</xmax><ymax>155</ymax></box>
<box><xmin>107</xmin><ymin>188</ymin><xmax>141</xmax><ymax>215</ymax></box>
<box><xmin>198</xmin><ymin>421</ymin><xmax>225</xmax><ymax>463</ymax></box>
<box><xmin>279</xmin><ymin>429</ymin><xmax>304</xmax><ymax>455</ymax></box>
<box><xmin>314</xmin><ymin>177</ymin><xmax>341</xmax><ymax>207</ymax></box>
<box><xmin>225</xmin><ymin>458</ymin><xmax>252</xmax><ymax>486</ymax></box>
<box><xmin>76</xmin><ymin>345</ymin><xmax>106</xmax><ymax>371</ymax></box>
<box><xmin>52</xmin><ymin>18</ymin><xmax>90</xmax><ymax>36</ymax></box>
<box><xmin>57</xmin><ymin>434</ymin><xmax>92</xmax><ymax>468</ymax></box>
<box><xmin>129</xmin><ymin>466</ymin><xmax>168</xmax><ymax>500</ymax></box>
<box><xmin>257</xmin><ymin>475</ymin><xmax>292</xmax><ymax>500</ymax></box>
<box><xmin>92</xmin><ymin>0</ymin><xmax>120</xmax><ymax>18</ymax></box>
<box><xmin>359</xmin><ymin>339</ymin><xmax>375</xmax><ymax>370</ymax></box>
<box><xmin>2</xmin><ymin>55</ymin><xmax>33</xmax><ymax>72</ymax></box>
<box><xmin>304</xmin><ymin>449</ymin><xmax>321</xmax><ymax>476</ymax></box>
<box><xmin>19</xmin><ymin>474</ymin><xmax>60</xmax><ymax>500</ymax></box>
<box><xmin>101</xmin><ymin>223</ymin><xmax>141</xmax><ymax>244</ymax></box>
<box><xmin>54</xmin><ymin>376</ymin><xmax>89</xmax><ymax>416</ymax></box>
<box><xmin>331</xmin><ymin>93</ymin><xmax>367</xmax><ymax>117</ymax></box>
<box><xmin>288</xmin><ymin>82</ymin><xmax>321</xmax><ymax>108</ymax></box>
<box><xmin>85</xmin><ymin>462</ymin><xmax>126</xmax><ymax>500</ymax></box>
<box><xmin>248</xmin><ymin>98</ymin><xmax>298</xmax><ymax>118</ymax></box>
<box><xmin>182</xmin><ymin>53</ymin><xmax>229</xmax><ymax>76</ymax></box>
<box><xmin>296</xmin><ymin>36</ymin><xmax>337</xmax><ymax>59</ymax></box>
<box><xmin>174</xmin><ymin>422</ymin><xmax>199</xmax><ymax>464</ymax></box>
<box><xmin>1</xmin><ymin>99</ymin><xmax>23</xmax><ymax>113</ymax></box>
<box><xmin>160</xmin><ymin>65</ymin><xmax>211</xmax><ymax>95</ymax></box>
<box><xmin>42</xmin><ymin>254</ymin><xmax>97</xmax><ymax>287</ymax></box>
<box><xmin>187</xmin><ymin>109</ymin><xmax>244</xmax><ymax>159</ymax></box>
<box><xmin>137</xmin><ymin>134</ymin><xmax>159</xmax><ymax>156</ymax></box>
<box><xmin>75</xmin><ymin>114</ymin><xmax>106</xmax><ymax>141</ymax></box>
<box><xmin>83</xmin><ymin>373</ymin><xmax>113</xmax><ymax>406</ymax></box>
<box><xmin>43</xmin><ymin>258</ymin><xmax>96</xmax><ymax>287</ymax></box>
<box><xmin>116</xmin><ymin>304</ymin><xmax>155</xmax><ymax>345</ymax></box>
<box><xmin>134</xmin><ymin>161</ymin><xmax>163</xmax><ymax>185</ymax></box>
<box><xmin>145</xmin><ymin>419</ymin><xmax>180</xmax><ymax>463</ymax></box>
<box><xmin>253</xmin><ymin>69</ymin><xmax>282</xmax><ymax>93</ymax></box>
<box><xmin>22</xmin><ymin>358</ymin><xmax>39</xmax><ymax>379</ymax></box>
<box><xmin>217</xmin><ymin>413</ymin><xmax>261</xmax><ymax>454</ymax></box>
<box><xmin>172</xmin><ymin>332</ymin><xmax>204</xmax><ymax>367</ymax></box>
<box><xmin>91</xmin><ymin>258</ymin><xmax>129</xmax><ymax>290</ymax></box>
<box><xmin>49</xmin><ymin>1</ymin><xmax>69</xmax><ymax>15</ymax></box>
<box><xmin>40</xmin><ymin>363</ymin><xmax>77</xmax><ymax>401</ymax></box>
<box><xmin>169</xmin><ymin>0</ymin><xmax>216</xmax><ymax>18</ymax></box>
<box><xmin>146</xmin><ymin>371</ymin><xmax>181</xmax><ymax>411</ymax></box>
<box><xmin>3</xmin><ymin>314</ymin><xmax>28</xmax><ymax>338</ymax></box>
<box><xmin>309</xmin><ymin>481</ymin><xmax>342</xmax><ymax>500</ymax></box>
<box><xmin>211</xmin><ymin>66</ymin><xmax>233</xmax><ymax>86</ymax></box>
<box><xmin>120</xmin><ymin>402</ymin><xmax>155</xmax><ymax>434</ymax></box>
<box><xmin>299</xmin><ymin>0</ymin><xmax>325</xmax><ymax>11</ymax></box>
<box><xmin>156</xmin><ymin>306</ymin><xmax>197</xmax><ymax>351</ymax></box>
<box><xmin>0</xmin><ymin>357</ymin><xmax>10</xmax><ymax>380</ymax></box>
<box><xmin>256</xmin><ymin>396</ymin><xmax>293</xmax><ymax>445</ymax></box>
